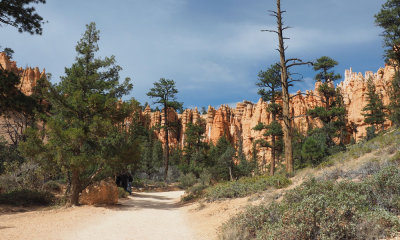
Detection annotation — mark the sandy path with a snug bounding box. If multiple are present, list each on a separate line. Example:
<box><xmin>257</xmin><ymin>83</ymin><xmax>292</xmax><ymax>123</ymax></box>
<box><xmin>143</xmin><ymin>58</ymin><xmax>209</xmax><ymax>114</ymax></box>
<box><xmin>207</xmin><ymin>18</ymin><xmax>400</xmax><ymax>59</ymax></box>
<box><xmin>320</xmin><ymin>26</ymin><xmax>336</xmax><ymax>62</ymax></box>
<box><xmin>0</xmin><ymin>191</ymin><xmax>199</xmax><ymax>240</ymax></box>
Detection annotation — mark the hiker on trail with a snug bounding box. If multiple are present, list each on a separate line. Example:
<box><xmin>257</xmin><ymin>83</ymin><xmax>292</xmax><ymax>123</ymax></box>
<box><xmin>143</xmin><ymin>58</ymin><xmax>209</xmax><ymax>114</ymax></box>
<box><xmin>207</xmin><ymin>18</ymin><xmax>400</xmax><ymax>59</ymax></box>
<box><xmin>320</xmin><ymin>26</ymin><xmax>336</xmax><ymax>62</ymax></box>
<box><xmin>116</xmin><ymin>172</ymin><xmax>133</xmax><ymax>195</ymax></box>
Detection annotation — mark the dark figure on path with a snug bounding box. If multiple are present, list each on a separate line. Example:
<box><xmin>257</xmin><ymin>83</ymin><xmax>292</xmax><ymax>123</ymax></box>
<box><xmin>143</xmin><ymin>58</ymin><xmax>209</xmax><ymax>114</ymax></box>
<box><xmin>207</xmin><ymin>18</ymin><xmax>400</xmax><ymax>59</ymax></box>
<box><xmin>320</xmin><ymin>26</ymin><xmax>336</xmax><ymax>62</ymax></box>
<box><xmin>116</xmin><ymin>173</ymin><xmax>133</xmax><ymax>195</ymax></box>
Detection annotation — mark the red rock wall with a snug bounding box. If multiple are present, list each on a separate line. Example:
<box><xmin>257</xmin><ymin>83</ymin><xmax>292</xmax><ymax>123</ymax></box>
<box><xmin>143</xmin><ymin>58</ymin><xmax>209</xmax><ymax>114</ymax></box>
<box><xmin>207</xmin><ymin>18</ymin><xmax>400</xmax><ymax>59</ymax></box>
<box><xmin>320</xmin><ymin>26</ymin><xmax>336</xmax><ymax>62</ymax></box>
<box><xmin>0</xmin><ymin>52</ymin><xmax>394</xmax><ymax>164</ymax></box>
<box><xmin>0</xmin><ymin>52</ymin><xmax>46</xmax><ymax>96</ymax></box>
<box><xmin>0</xmin><ymin>53</ymin><xmax>46</xmax><ymax>143</ymax></box>
<box><xmin>144</xmin><ymin>64</ymin><xmax>395</xmax><ymax>162</ymax></box>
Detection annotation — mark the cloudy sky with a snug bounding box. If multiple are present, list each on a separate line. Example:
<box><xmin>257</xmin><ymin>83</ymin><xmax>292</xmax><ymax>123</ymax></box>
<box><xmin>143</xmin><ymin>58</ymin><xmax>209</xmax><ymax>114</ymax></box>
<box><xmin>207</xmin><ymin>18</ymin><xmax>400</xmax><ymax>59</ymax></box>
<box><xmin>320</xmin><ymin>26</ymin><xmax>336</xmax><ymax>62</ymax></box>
<box><xmin>1</xmin><ymin>0</ymin><xmax>386</xmax><ymax>109</ymax></box>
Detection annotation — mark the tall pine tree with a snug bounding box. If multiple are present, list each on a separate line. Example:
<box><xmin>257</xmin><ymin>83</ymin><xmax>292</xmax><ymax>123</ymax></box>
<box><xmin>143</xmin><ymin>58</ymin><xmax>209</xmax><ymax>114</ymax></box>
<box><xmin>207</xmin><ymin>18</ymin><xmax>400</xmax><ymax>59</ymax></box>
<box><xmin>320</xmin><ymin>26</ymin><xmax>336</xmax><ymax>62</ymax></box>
<box><xmin>27</xmin><ymin>23</ymin><xmax>136</xmax><ymax>205</ymax></box>
<box><xmin>308</xmin><ymin>56</ymin><xmax>346</xmax><ymax>148</ymax></box>
<box><xmin>147</xmin><ymin>78</ymin><xmax>182</xmax><ymax>181</ymax></box>
<box><xmin>254</xmin><ymin>64</ymin><xmax>283</xmax><ymax>175</ymax></box>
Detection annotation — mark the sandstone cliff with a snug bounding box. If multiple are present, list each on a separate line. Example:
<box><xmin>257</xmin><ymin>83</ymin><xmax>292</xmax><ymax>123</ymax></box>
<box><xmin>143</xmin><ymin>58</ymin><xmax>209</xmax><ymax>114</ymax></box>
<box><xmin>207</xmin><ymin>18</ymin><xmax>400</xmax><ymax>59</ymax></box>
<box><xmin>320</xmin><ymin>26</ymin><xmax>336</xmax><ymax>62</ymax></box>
<box><xmin>0</xmin><ymin>52</ymin><xmax>395</xmax><ymax>163</ymax></box>
<box><xmin>0</xmin><ymin>53</ymin><xmax>46</xmax><ymax>144</ymax></box>
<box><xmin>0</xmin><ymin>52</ymin><xmax>46</xmax><ymax>96</ymax></box>
<box><xmin>144</xmin><ymin>64</ymin><xmax>395</xmax><ymax>160</ymax></box>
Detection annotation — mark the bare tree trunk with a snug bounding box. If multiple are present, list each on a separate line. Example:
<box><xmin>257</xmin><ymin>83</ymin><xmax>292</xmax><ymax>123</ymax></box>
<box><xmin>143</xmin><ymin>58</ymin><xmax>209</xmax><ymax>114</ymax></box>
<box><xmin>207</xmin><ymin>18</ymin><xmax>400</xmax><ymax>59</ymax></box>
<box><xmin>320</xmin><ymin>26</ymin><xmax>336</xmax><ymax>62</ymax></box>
<box><xmin>270</xmin><ymin>105</ymin><xmax>277</xmax><ymax>176</ymax></box>
<box><xmin>70</xmin><ymin>168</ymin><xmax>81</xmax><ymax>206</ymax></box>
<box><xmin>276</xmin><ymin>0</ymin><xmax>294</xmax><ymax>175</ymax></box>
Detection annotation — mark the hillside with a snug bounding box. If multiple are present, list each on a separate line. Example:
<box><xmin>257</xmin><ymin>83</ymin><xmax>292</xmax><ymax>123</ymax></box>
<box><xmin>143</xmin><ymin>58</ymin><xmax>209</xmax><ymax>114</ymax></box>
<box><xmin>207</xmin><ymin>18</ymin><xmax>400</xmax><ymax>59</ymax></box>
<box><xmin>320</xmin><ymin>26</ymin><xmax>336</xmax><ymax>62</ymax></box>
<box><xmin>183</xmin><ymin>128</ymin><xmax>400</xmax><ymax>239</ymax></box>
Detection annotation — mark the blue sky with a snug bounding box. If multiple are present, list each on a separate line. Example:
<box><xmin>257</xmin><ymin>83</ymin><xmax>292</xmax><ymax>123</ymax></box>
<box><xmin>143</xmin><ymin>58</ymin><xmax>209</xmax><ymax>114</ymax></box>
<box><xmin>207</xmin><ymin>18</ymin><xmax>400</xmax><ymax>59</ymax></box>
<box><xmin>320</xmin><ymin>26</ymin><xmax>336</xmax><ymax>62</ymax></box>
<box><xmin>1</xmin><ymin>0</ymin><xmax>386</xmax><ymax>109</ymax></box>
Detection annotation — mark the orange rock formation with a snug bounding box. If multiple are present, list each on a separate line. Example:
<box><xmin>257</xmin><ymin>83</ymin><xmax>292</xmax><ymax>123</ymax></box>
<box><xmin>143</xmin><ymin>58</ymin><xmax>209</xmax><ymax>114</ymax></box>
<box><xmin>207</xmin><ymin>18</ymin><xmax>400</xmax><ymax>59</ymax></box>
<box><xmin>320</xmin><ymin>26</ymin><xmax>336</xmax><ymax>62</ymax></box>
<box><xmin>0</xmin><ymin>52</ymin><xmax>46</xmax><ymax>96</ymax></box>
<box><xmin>0</xmin><ymin>53</ymin><xmax>46</xmax><ymax>143</ymax></box>
<box><xmin>145</xmin><ymin>64</ymin><xmax>395</xmax><ymax>160</ymax></box>
<box><xmin>0</xmin><ymin>52</ymin><xmax>395</xmax><ymax>163</ymax></box>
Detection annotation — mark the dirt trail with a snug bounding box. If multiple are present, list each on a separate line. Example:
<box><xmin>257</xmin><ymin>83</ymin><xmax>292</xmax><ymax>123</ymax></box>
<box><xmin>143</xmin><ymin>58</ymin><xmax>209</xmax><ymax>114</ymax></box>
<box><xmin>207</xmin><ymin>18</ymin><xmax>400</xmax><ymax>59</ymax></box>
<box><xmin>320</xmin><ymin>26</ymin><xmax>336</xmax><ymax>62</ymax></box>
<box><xmin>0</xmin><ymin>191</ymin><xmax>199</xmax><ymax>240</ymax></box>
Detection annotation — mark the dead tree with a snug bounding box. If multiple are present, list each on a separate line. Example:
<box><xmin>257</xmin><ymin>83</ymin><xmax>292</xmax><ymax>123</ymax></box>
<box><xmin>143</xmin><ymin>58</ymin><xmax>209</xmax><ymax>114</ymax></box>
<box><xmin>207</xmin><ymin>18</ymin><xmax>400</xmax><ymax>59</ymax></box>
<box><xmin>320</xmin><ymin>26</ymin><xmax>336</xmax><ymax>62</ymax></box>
<box><xmin>263</xmin><ymin>0</ymin><xmax>312</xmax><ymax>175</ymax></box>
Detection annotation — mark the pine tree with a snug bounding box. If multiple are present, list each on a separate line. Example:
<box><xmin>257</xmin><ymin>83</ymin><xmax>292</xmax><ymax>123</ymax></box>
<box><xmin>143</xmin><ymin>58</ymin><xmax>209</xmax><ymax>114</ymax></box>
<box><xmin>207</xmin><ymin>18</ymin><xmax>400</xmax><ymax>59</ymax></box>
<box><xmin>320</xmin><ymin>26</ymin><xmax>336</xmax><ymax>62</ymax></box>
<box><xmin>301</xmin><ymin>133</ymin><xmax>327</xmax><ymax>166</ymax></box>
<box><xmin>24</xmin><ymin>23</ymin><xmax>136</xmax><ymax>205</ymax></box>
<box><xmin>335</xmin><ymin>87</ymin><xmax>349</xmax><ymax>146</ymax></box>
<box><xmin>207</xmin><ymin>137</ymin><xmax>235</xmax><ymax>181</ymax></box>
<box><xmin>183</xmin><ymin>122</ymin><xmax>206</xmax><ymax>171</ymax></box>
<box><xmin>254</xmin><ymin>64</ymin><xmax>283</xmax><ymax>175</ymax></box>
<box><xmin>201</xmin><ymin>106</ymin><xmax>207</xmax><ymax>115</ymax></box>
<box><xmin>308</xmin><ymin>56</ymin><xmax>346</xmax><ymax>148</ymax></box>
<box><xmin>375</xmin><ymin>0</ymin><xmax>400</xmax><ymax>68</ymax></box>
<box><xmin>362</xmin><ymin>78</ymin><xmax>386</xmax><ymax>132</ymax></box>
<box><xmin>147</xmin><ymin>78</ymin><xmax>183</xmax><ymax>181</ymax></box>
<box><xmin>375</xmin><ymin>1</ymin><xmax>400</xmax><ymax>126</ymax></box>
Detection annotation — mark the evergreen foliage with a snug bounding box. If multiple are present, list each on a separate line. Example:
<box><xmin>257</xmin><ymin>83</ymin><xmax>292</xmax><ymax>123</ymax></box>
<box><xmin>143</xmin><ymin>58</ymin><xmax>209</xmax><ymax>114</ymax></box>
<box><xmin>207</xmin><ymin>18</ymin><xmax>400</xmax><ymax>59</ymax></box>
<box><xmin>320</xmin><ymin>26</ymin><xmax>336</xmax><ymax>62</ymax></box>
<box><xmin>140</xmin><ymin>129</ymin><xmax>163</xmax><ymax>179</ymax></box>
<box><xmin>0</xmin><ymin>47</ymin><xmax>14</xmax><ymax>59</ymax></box>
<box><xmin>147</xmin><ymin>78</ymin><xmax>183</xmax><ymax>181</ymax></box>
<box><xmin>301</xmin><ymin>132</ymin><xmax>328</xmax><ymax>166</ymax></box>
<box><xmin>235</xmin><ymin>139</ymin><xmax>257</xmax><ymax>178</ymax></box>
<box><xmin>181</xmin><ymin>122</ymin><xmax>208</xmax><ymax>176</ymax></box>
<box><xmin>375</xmin><ymin>0</ymin><xmax>400</xmax><ymax>67</ymax></box>
<box><xmin>313</xmin><ymin>56</ymin><xmax>341</xmax><ymax>83</ymax></box>
<box><xmin>362</xmin><ymin>78</ymin><xmax>386</xmax><ymax>133</ymax></box>
<box><xmin>254</xmin><ymin>64</ymin><xmax>283</xmax><ymax>175</ymax></box>
<box><xmin>20</xmin><ymin>23</ymin><xmax>138</xmax><ymax>205</ymax></box>
<box><xmin>307</xmin><ymin>57</ymin><xmax>346</xmax><ymax>157</ymax></box>
<box><xmin>389</xmin><ymin>73</ymin><xmax>400</xmax><ymax>126</ymax></box>
<box><xmin>201</xmin><ymin>106</ymin><xmax>207</xmax><ymax>114</ymax></box>
<box><xmin>208</xmin><ymin>137</ymin><xmax>236</xmax><ymax>181</ymax></box>
<box><xmin>0</xmin><ymin>0</ymin><xmax>46</xmax><ymax>35</ymax></box>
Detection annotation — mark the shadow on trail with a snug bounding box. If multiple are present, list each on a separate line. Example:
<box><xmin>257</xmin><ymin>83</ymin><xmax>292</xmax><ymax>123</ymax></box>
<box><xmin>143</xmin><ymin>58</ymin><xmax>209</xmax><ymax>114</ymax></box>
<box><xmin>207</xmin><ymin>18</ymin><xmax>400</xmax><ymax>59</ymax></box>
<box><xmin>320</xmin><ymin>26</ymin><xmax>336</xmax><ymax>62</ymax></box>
<box><xmin>132</xmin><ymin>193</ymin><xmax>173</xmax><ymax>201</ymax></box>
<box><xmin>0</xmin><ymin>206</ymin><xmax>44</xmax><ymax>216</ymax></box>
<box><xmin>105</xmin><ymin>191</ymin><xmax>183</xmax><ymax>212</ymax></box>
<box><xmin>0</xmin><ymin>226</ymin><xmax>14</xmax><ymax>230</ymax></box>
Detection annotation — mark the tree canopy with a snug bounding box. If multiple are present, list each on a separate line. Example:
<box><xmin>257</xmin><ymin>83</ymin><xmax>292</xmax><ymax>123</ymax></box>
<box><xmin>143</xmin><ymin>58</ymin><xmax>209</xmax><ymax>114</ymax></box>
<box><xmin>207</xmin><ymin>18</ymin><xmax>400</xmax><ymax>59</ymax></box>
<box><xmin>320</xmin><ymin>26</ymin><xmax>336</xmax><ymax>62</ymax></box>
<box><xmin>0</xmin><ymin>0</ymin><xmax>46</xmax><ymax>35</ymax></box>
<box><xmin>375</xmin><ymin>0</ymin><xmax>400</xmax><ymax>67</ymax></box>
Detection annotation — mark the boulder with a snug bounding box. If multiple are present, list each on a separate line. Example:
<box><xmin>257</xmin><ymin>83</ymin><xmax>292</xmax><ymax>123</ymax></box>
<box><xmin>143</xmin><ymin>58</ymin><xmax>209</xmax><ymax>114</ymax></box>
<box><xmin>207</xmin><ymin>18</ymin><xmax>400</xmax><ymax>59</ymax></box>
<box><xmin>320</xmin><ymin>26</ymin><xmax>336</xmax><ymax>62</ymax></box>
<box><xmin>79</xmin><ymin>179</ymin><xmax>118</xmax><ymax>205</ymax></box>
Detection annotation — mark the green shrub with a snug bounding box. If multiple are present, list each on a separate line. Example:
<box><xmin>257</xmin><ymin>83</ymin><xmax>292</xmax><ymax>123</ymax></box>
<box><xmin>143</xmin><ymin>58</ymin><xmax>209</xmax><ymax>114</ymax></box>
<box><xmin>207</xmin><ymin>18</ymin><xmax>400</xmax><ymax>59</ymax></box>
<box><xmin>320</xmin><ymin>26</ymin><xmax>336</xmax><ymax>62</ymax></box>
<box><xmin>0</xmin><ymin>189</ymin><xmax>55</xmax><ymax>206</ymax></box>
<box><xmin>132</xmin><ymin>178</ymin><xmax>144</xmax><ymax>188</ymax></box>
<box><xmin>366</xmin><ymin>126</ymin><xmax>377</xmax><ymax>141</ymax></box>
<box><xmin>220</xmin><ymin>167</ymin><xmax>400</xmax><ymax>240</ymax></box>
<box><xmin>0</xmin><ymin>162</ymin><xmax>44</xmax><ymax>193</ymax></box>
<box><xmin>301</xmin><ymin>134</ymin><xmax>327</xmax><ymax>166</ymax></box>
<box><xmin>118</xmin><ymin>187</ymin><xmax>129</xmax><ymax>198</ymax></box>
<box><xmin>188</xmin><ymin>183</ymin><xmax>207</xmax><ymax>196</ymax></box>
<box><xmin>178</xmin><ymin>173</ymin><xmax>197</xmax><ymax>189</ymax></box>
<box><xmin>366</xmin><ymin>165</ymin><xmax>400</xmax><ymax>214</ymax></box>
<box><xmin>327</xmin><ymin>128</ymin><xmax>400</xmax><ymax>166</ymax></box>
<box><xmin>154</xmin><ymin>181</ymin><xmax>167</xmax><ymax>188</ymax></box>
<box><xmin>181</xmin><ymin>183</ymin><xmax>208</xmax><ymax>202</ymax></box>
<box><xmin>181</xmin><ymin>193</ymin><xmax>197</xmax><ymax>202</ymax></box>
<box><xmin>42</xmin><ymin>180</ymin><xmax>62</xmax><ymax>192</ymax></box>
<box><xmin>220</xmin><ymin>204</ymin><xmax>283</xmax><ymax>240</ymax></box>
<box><xmin>206</xmin><ymin>175</ymin><xmax>291</xmax><ymax>201</ymax></box>
<box><xmin>199</xmin><ymin>169</ymin><xmax>212</xmax><ymax>186</ymax></box>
